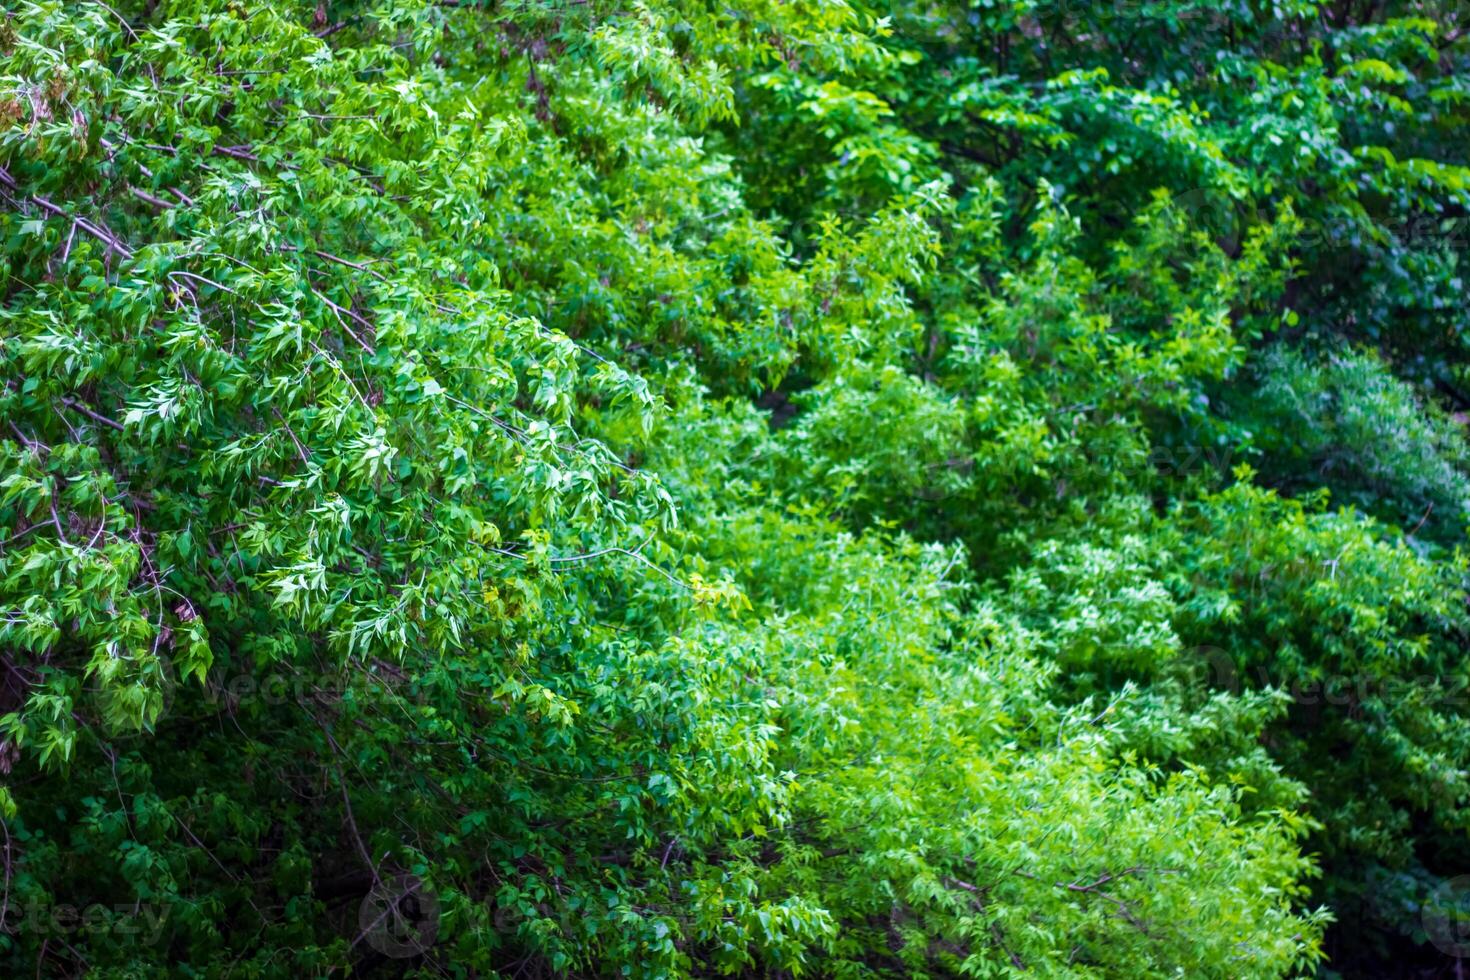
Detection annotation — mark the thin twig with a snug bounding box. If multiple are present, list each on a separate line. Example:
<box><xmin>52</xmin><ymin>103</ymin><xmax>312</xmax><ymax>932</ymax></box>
<box><xmin>281</xmin><ymin>244</ymin><xmax>389</xmax><ymax>282</ymax></box>
<box><xmin>310</xmin><ymin>288</ymin><xmax>376</xmax><ymax>352</ymax></box>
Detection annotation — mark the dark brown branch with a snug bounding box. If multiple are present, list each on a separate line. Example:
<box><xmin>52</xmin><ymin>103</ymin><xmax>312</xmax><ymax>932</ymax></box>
<box><xmin>212</xmin><ymin>145</ymin><xmax>260</xmax><ymax>163</ymax></box>
<box><xmin>129</xmin><ymin>186</ymin><xmax>174</xmax><ymax>210</ymax></box>
<box><xmin>0</xmin><ymin>167</ymin><xmax>134</xmax><ymax>258</ymax></box>
<box><xmin>58</xmin><ymin>397</ymin><xmax>125</xmax><ymax>433</ymax></box>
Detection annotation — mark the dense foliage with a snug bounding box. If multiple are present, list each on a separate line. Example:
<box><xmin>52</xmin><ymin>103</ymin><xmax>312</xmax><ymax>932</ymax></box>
<box><xmin>1</xmin><ymin>0</ymin><xmax>1468</xmax><ymax>975</ymax></box>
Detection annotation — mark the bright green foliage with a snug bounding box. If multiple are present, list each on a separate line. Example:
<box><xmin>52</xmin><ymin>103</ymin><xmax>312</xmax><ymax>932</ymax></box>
<box><xmin>0</xmin><ymin>0</ymin><xmax>1468</xmax><ymax>977</ymax></box>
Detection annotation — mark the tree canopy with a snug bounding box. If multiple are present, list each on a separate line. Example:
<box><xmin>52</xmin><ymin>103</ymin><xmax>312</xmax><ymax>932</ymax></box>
<box><xmin>1</xmin><ymin>0</ymin><xmax>1468</xmax><ymax>976</ymax></box>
